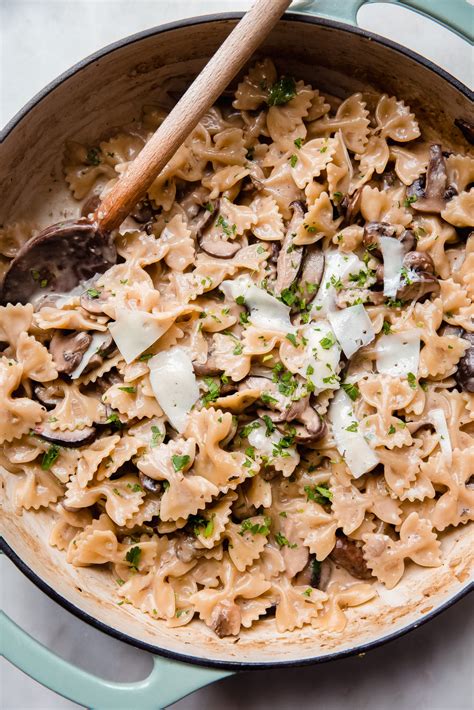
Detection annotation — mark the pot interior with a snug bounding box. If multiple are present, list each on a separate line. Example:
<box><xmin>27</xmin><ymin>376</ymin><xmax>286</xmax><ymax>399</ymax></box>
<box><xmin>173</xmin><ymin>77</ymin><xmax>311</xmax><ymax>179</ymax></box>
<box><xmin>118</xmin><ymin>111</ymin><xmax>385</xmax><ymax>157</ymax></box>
<box><xmin>1</xmin><ymin>15</ymin><xmax>472</xmax><ymax>666</ymax></box>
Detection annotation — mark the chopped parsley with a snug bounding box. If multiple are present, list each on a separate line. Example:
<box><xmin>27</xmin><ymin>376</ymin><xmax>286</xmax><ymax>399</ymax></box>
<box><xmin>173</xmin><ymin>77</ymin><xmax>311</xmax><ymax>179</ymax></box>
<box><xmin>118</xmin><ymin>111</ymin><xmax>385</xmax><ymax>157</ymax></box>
<box><xmin>204</xmin><ymin>202</ymin><xmax>214</xmax><ymax>213</ymax></box>
<box><xmin>305</xmin><ymin>483</ymin><xmax>333</xmax><ymax>505</ymax></box>
<box><xmin>294</xmin><ymin>137</ymin><xmax>303</xmax><ymax>149</ymax></box>
<box><xmin>41</xmin><ymin>444</ymin><xmax>60</xmax><ymax>470</ymax></box>
<box><xmin>139</xmin><ymin>353</ymin><xmax>154</xmax><ymax>361</ymax></box>
<box><xmin>407</xmin><ymin>372</ymin><xmax>417</xmax><ymax>389</ymax></box>
<box><xmin>240</xmin><ymin>516</ymin><xmax>271</xmax><ymax>536</ymax></box>
<box><xmin>275</xmin><ymin>532</ymin><xmax>297</xmax><ymax>548</ymax></box>
<box><xmin>171</xmin><ymin>454</ymin><xmax>191</xmax><ymax>472</ymax></box>
<box><xmin>85</xmin><ymin>147</ymin><xmax>101</xmax><ymax>165</ymax></box>
<box><xmin>236</xmin><ymin>295</ymin><xmax>245</xmax><ymax>305</ymax></box>
<box><xmin>233</xmin><ymin>342</ymin><xmax>243</xmax><ymax>356</ymax></box>
<box><xmin>261</xmin><ymin>391</ymin><xmax>278</xmax><ymax>405</ymax></box>
<box><xmin>262</xmin><ymin>414</ymin><xmax>275</xmax><ymax>435</ymax></box>
<box><xmin>286</xmin><ymin>333</ymin><xmax>299</xmax><ymax>347</ymax></box>
<box><xmin>189</xmin><ymin>514</ymin><xmax>214</xmax><ymax>538</ymax></box>
<box><xmin>150</xmin><ymin>425</ymin><xmax>162</xmax><ymax>447</ymax></box>
<box><xmin>345</xmin><ymin>421</ymin><xmax>359</xmax><ymax>432</ymax></box>
<box><xmin>118</xmin><ymin>386</ymin><xmax>136</xmax><ymax>394</ymax></box>
<box><xmin>319</xmin><ymin>333</ymin><xmax>335</xmax><ymax>350</ymax></box>
<box><xmin>303</xmin><ymin>588</ymin><xmax>313</xmax><ymax>597</ymax></box>
<box><xmin>341</xmin><ymin>382</ymin><xmax>360</xmax><ymax>401</ymax></box>
<box><xmin>388</xmin><ymin>424</ymin><xmax>396</xmax><ymax>435</ymax></box>
<box><xmin>216</xmin><ymin>214</ymin><xmax>235</xmax><ymax>237</ymax></box>
<box><xmin>404</xmin><ymin>194</ymin><xmax>418</xmax><ymax>207</ymax></box>
<box><xmin>267</xmin><ymin>76</ymin><xmax>297</xmax><ymax>106</ymax></box>
<box><xmin>381</xmin><ymin>320</ymin><xmax>392</xmax><ymax>335</ymax></box>
<box><xmin>280</xmin><ymin>288</ymin><xmax>297</xmax><ymax>307</ymax></box>
<box><xmin>125</xmin><ymin>546</ymin><xmax>141</xmax><ymax>571</ymax></box>
<box><xmin>289</xmin><ymin>154</ymin><xmax>298</xmax><ymax>168</ymax></box>
<box><xmin>106</xmin><ymin>412</ymin><xmax>123</xmax><ymax>429</ymax></box>
<box><xmin>240</xmin><ymin>421</ymin><xmax>261</xmax><ymax>438</ymax></box>
<box><xmin>202</xmin><ymin>377</ymin><xmax>221</xmax><ymax>404</ymax></box>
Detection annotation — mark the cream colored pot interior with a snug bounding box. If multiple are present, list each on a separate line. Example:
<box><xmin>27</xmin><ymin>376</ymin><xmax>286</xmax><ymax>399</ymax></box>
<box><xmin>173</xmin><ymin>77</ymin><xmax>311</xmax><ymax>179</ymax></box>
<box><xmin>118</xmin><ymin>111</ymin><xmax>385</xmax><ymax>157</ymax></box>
<box><xmin>1</xmin><ymin>16</ymin><xmax>472</xmax><ymax>665</ymax></box>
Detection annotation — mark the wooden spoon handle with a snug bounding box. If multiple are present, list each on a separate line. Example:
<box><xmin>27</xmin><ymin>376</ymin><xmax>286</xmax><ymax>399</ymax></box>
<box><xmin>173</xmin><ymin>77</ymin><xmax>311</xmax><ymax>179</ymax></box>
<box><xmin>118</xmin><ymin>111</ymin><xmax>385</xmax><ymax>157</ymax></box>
<box><xmin>97</xmin><ymin>0</ymin><xmax>292</xmax><ymax>233</ymax></box>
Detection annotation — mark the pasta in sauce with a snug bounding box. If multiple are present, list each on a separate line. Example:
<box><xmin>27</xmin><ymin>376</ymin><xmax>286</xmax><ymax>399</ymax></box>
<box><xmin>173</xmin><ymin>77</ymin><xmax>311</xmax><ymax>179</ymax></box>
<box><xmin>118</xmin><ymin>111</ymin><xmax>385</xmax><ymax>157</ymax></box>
<box><xmin>1</xmin><ymin>59</ymin><xmax>473</xmax><ymax>638</ymax></box>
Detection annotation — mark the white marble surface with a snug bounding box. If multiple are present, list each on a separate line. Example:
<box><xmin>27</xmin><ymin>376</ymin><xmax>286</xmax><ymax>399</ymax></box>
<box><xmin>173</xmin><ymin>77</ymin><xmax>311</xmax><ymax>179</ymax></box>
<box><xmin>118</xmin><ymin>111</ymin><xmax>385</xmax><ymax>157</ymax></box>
<box><xmin>1</xmin><ymin>1</ymin><xmax>473</xmax><ymax>709</ymax></box>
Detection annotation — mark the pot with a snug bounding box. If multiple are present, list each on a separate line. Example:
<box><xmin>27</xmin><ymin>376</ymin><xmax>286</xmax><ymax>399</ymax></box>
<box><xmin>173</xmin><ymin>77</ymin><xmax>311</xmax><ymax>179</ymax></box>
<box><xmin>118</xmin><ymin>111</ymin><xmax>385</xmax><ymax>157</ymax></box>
<box><xmin>1</xmin><ymin>1</ymin><xmax>473</xmax><ymax>707</ymax></box>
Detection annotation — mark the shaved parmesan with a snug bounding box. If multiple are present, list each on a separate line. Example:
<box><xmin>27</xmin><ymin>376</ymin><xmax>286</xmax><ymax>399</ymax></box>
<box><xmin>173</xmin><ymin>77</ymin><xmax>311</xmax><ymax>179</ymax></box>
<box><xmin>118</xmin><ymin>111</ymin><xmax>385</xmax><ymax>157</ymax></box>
<box><xmin>148</xmin><ymin>348</ymin><xmax>199</xmax><ymax>433</ymax></box>
<box><xmin>328</xmin><ymin>304</ymin><xmax>375</xmax><ymax>358</ymax></box>
<box><xmin>109</xmin><ymin>308</ymin><xmax>172</xmax><ymax>364</ymax></box>
<box><xmin>70</xmin><ymin>332</ymin><xmax>110</xmax><ymax>380</ymax></box>
<box><xmin>220</xmin><ymin>277</ymin><xmax>293</xmax><ymax>333</ymax></box>
<box><xmin>380</xmin><ymin>236</ymin><xmax>404</xmax><ymax>298</ymax></box>
<box><xmin>430</xmin><ymin>408</ymin><xmax>452</xmax><ymax>464</ymax></box>
<box><xmin>376</xmin><ymin>330</ymin><xmax>420</xmax><ymax>377</ymax></box>
<box><xmin>296</xmin><ymin>321</ymin><xmax>342</xmax><ymax>392</ymax></box>
<box><xmin>329</xmin><ymin>390</ymin><xmax>379</xmax><ymax>479</ymax></box>
<box><xmin>311</xmin><ymin>251</ymin><xmax>362</xmax><ymax>316</ymax></box>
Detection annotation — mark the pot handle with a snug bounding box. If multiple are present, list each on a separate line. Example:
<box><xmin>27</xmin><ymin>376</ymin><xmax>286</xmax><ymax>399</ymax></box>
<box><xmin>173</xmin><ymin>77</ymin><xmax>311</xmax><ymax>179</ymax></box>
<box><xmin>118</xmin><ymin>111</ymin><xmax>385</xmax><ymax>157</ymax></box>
<box><xmin>291</xmin><ymin>0</ymin><xmax>473</xmax><ymax>42</ymax></box>
<box><xmin>0</xmin><ymin>612</ymin><xmax>232</xmax><ymax>709</ymax></box>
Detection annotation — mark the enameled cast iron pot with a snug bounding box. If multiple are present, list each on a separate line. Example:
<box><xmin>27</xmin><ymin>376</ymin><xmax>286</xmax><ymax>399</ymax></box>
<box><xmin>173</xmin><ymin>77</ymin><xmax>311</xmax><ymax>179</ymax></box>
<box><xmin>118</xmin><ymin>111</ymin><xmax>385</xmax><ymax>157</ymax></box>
<box><xmin>1</xmin><ymin>1</ymin><xmax>473</xmax><ymax>707</ymax></box>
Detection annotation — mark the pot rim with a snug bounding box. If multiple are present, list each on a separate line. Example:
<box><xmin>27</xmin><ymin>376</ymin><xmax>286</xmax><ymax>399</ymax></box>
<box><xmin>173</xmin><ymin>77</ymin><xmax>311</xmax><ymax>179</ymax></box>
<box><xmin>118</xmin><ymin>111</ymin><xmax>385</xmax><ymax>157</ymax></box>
<box><xmin>1</xmin><ymin>10</ymin><xmax>472</xmax><ymax>144</ymax></box>
<box><xmin>1</xmin><ymin>11</ymin><xmax>473</xmax><ymax>669</ymax></box>
<box><xmin>1</xmin><ymin>537</ymin><xmax>472</xmax><ymax>670</ymax></box>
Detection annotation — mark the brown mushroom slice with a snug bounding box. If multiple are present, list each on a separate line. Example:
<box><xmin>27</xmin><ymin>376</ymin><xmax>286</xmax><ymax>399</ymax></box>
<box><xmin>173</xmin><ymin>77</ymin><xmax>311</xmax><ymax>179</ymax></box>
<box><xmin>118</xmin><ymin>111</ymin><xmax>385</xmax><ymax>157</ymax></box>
<box><xmin>362</xmin><ymin>221</ymin><xmax>397</xmax><ymax>256</ymax></box>
<box><xmin>49</xmin><ymin>331</ymin><xmax>93</xmax><ymax>375</ymax></box>
<box><xmin>139</xmin><ymin>471</ymin><xmax>162</xmax><ymax>494</ymax></box>
<box><xmin>330</xmin><ymin>535</ymin><xmax>373</xmax><ymax>580</ymax></box>
<box><xmin>210</xmin><ymin>601</ymin><xmax>241</xmax><ymax>638</ymax></box>
<box><xmin>33</xmin><ymin>383</ymin><xmax>63</xmax><ymax>410</ymax></box>
<box><xmin>34</xmin><ymin>422</ymin><xmax>96</xmax><ymax>448</ymax></box>
<box><xmin>297</xmin><ymin>244</ymin><xmax>325</xmax><ymax>305</ymax></box>
<box><xmin>295</xmin><ymin>556</ymin><xmax>332</xmax><ymax>591</ymax></box>
<box><xmin>456</xmin><ymin>331</ymin><xmax>474</xmax><ymax>392</ymax></box>
<box><xmin>294</xmin><ymin>406</ymin><xmax>326</xmax><ymax>443</ymax></box>
<box><xmin>199</xmin><ymin>231</ymin><xmax>242</xmax><ymax>258</ymax></box>
<box><xmin>396</xmin><ymin>250</ymin><xmax>440</xmax><ymax>301</ymax></box>
<box><xmin>407</xmin><ymin>143</ymin><xmax>447</xmax><ymax>213</ymax></box>
<box><xmin>191</xmin><ymin>201</ymin><xmax>218</xmax><ymax>235</ymax></box>
<box><xmin>454</xmin><ymin>117</ymin><xmax>474</xmax><ymax>145</ymax></box>
<box><xmin>274</xmin><ymin>200</ymin><xmax>305</xmax><ymax>295</ymax></box>
<box><xmin>340</xmin><ymin>187</ymin><xmax>362</xmax><ymax>224</ymax></box>
<box><xmin>0</xmin><ymin>219</ymin><xmax>116</xmax><ymax>306</ymax></box>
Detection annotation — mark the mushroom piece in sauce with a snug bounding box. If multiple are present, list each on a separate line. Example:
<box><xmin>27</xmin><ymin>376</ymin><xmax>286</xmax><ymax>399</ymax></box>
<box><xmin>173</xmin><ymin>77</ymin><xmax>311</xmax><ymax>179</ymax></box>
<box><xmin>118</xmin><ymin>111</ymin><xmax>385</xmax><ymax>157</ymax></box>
<box><xmin>34</xmin><ymin>422</ymin><xmax>97</xmax><ymax>448</ymax></box>
<box><xmin>274</xmin><ymin>200</ymin><xmax>305</xmax><ymax>295</ymax></box>
<box><xmin>210</xmin><ymin>601</ymin><xmax>241</xmax><ymax>638</ymax></box>
<box><xmin>396</xmin><ymin>250</ymin><xmax>440</xmax><ymax>301</ymax></box>
<box><xmin>330</xmin><ymin>535</ymin><xmax>372</xmax><ymax>580</ymax></box>
<box><xmin>198</xmin><ymin>205</ymin><xmax>242</xmax><ymax>258</ymax></box>
<box><xmin>297</xmin><ymin>243</ymin><xmax>325</xmax><ymax>307</ymax></box>
<box><xmin>407</xmin><ymin>144</ymin><xmax>449</xmax><ymax>213</ymax></box>
<box><xmin>456</xmin><ymin>331</ymin><xmax>474</xmax><ymax>392</ymax></box>
<box><xmin>49</xmin><ymin>331</ymin><xmax>93</xmax><ymax>375</ymax></box>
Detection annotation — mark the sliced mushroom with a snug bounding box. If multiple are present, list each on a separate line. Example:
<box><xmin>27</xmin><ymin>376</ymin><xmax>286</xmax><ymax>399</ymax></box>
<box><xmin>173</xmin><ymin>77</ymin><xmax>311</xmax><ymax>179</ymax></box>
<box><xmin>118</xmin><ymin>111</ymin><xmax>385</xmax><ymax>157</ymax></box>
<box><xmin>407</xmin><ymin>144</ymin><xmax>447</xmax><ymax>213</ymax></box>
<box><xmin>49</xmin><ymin>331</ymin><xmax>93</xmax><ymax>375</ymax></box>
<box><xmin>454</xmin><ymin>117</ymin><xmax>474</xmax><ymax>145</ymax></box>
<box><xmin>274</xmin><ymin>201</ymin><xmax>305</xmax><ymax>295</ymax></box>
<box><xmin>138</xmin><ymin>472</ymin><xmax>161</xmax><ymax>494</ymax></box>
<box><xmin>399</xmin><ymin>228</ymin><xmax>417</xmax><ymax>253</ymax></box>
<box><xmin>294</xmin><ymin>406</ymin><xmax>326</xmax><ymax>443</ymax></box>
<box><xmin>34</xmin><ymin>422</ymin><xmax>96</xmax><ymax>448</ymax></box>
<box><xmin>330</xmin><ymin>535</ymin><xmax>372</xmax><ymax>580</ymax></box>
<box><xmin>210</xmin><ymin>601</ymin><xmax>241</xmax><ymax>638</ymax></box>
<box><xmin>396</xmin><ymin>250</ymin><xmax>440</xmax><ymax>301</ymax></box>
<box><xmin>131</xmin><ymin>199</ymin><xmax>155</xmax><ymax>224</ymax></box>
<box><xmin>362</xmin><ymin>221</ymin><xmax>397</xmax><ymax>256</ymax></box>
<box><xmin>199</xmin><ymin>219</ymin><xmax>242</xmax><ymax>259</ymax></box>
<box><xmin>456</xmin><ymin>331</ymin><xmax>474</xmax><ymax>392</ymax></box>
<box><xmin>340</xmin><ymin>187</ymin><xmax>362</xmax><ymax>224</ymax></box>
<box><xmin>296</xmin><ymin>556</ymin><xmax>332</xmax><ymax>591</ymax></box>
<box><xmin>33</xmin><ymin>383</ymin><xmax>63</xmax><ymax>410</ymax></box>
<box><xmin>79</xmin><ymin>288</ymin><xmax>109</xmax><ymax>315</ymax></box>
<box><xmin>297</xmin><ymin>244</ymin><xmax>325</xmax><ymax>306</ymax></box>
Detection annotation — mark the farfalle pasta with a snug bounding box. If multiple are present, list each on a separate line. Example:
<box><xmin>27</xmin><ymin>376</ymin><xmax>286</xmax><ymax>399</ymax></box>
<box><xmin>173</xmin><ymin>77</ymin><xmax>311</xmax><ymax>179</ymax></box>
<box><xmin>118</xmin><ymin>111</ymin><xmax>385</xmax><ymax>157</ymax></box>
<box><xmin>1</xmin><ymin>59</ymin><xmax>472</xmax><ymax>640</ymax></box>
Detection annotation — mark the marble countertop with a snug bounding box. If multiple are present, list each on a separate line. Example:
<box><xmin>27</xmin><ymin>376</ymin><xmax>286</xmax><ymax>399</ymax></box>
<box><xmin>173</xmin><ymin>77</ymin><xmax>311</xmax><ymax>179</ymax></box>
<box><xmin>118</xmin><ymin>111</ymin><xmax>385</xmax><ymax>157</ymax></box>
<box><xmin>1</xmin><ymin>2</ymin><xmax>473</xmax><ymax>708</ymax></box>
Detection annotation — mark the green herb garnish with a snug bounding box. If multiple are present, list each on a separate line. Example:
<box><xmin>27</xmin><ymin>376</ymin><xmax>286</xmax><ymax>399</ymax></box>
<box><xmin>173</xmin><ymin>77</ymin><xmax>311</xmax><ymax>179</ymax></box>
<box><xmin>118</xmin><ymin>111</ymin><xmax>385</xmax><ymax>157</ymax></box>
<box><xmin>41</xmin><ymin>444</ymin><xmax>60</xmax><ymax>470</ymax></box>
<box><xmin>125</xmin><ymin>546</ymin><xmax>141</xmax><ymax>570</ymax></box>
<box><xmin>172</xmin><ymin>454</ymin><xmax>191</xmax><ymax>472</ymax></box>
<box><xmin>267</xmin><ymin>76</ymin><xmax>297</xmax><ymax>106</ymax></box>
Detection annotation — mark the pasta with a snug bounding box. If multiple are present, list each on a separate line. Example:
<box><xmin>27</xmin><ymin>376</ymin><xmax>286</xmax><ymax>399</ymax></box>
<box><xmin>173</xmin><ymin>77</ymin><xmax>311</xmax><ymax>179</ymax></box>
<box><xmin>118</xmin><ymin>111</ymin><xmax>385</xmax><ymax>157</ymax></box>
<box><xmin>1</xmin><ymin>58</ymin><xmax>472</xmax><ymax>640</ymax></box>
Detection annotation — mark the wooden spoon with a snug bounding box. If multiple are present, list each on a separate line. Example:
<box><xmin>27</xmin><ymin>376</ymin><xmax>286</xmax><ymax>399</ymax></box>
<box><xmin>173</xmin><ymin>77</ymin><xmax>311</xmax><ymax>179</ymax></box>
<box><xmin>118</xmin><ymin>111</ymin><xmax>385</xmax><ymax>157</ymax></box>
<box><xmin>1</xmin><ymin>0</ymin><xmax>292</xmax><ymax>305</ymax></box>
